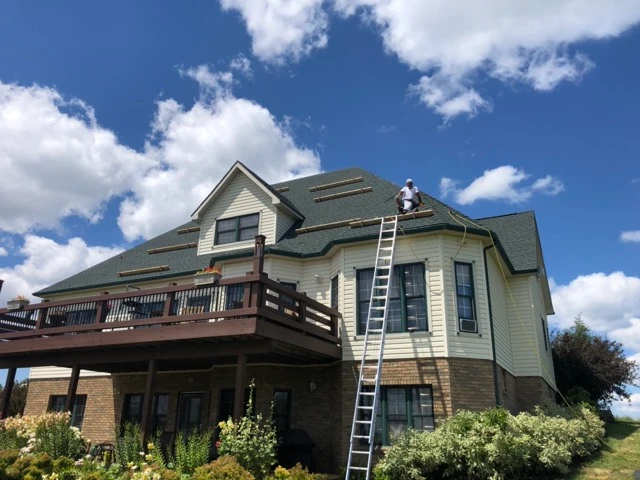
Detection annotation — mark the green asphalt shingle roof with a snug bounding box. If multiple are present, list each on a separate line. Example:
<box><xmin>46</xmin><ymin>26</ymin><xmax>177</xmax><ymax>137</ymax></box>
<box><xmin>35</xmin><ymin>167</ymin><xmax>542</xmax><ymax>296</ymax></box>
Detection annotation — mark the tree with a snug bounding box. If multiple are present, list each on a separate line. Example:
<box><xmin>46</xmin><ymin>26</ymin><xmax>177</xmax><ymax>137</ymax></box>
<box><xmin>552</xmin><ymin>317</ymin><xmax>639</xmax><ymax>406</ymax></box>
<box><xmin>0</xmin><ymin>379</ymin><xmax>29</xmax><ymax>416</ymax></box>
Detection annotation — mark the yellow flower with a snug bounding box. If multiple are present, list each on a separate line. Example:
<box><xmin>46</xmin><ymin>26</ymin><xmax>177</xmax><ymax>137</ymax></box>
<box><xmin>147</xmin><ymin>442</ymin><xmax>155</xmax><ymax>451</ymax></box>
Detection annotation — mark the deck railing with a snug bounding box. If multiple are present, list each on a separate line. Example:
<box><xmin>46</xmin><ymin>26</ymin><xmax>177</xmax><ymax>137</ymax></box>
<box><xmin>0</xmin><ymin>274</ymin><xmax>340</xmax><ymax>346</ymax></box>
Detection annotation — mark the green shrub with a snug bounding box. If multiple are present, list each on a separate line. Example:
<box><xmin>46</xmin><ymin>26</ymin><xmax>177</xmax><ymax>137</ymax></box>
<box><xmin>0</xmin><ymin>427</ymin><xmax>27</xmax><ymax>451</ymax></box>
<box><xmin>172</xmin><ymin>428</ymin><xmax>212</xmax><ymax>474</ymax></box>
<box><xmin>268</xmin><ymin>464</ymin><xmax>329</xmax><ymax>480</ymax></box>
<box><xmin>192</xmin><ymin>455</ymin><xmax>254</xmax><ymax>480</ymax></box>
<box><xmin>373</xmin><ymin>405</ymin><xmax>605</xmax><ymax>480</ymax></box>
<box><xmin>217</xmin><ymin>385</ymin><xmax>277</xmax><ymax>480</ymax></box>
<box><xmin>114</xmin><ymin>422</ymin><xmax>143</xmax><ymax>469</ymax></box>
<box><xmin>4</xmin><ymin>453</ymin><xmax>53</xmax><ymax>480</ymax></box>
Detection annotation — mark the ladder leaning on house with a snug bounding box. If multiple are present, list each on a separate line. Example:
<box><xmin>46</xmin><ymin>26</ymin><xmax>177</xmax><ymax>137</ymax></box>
<box><xmin>346</xmin><ymin>215</ymin><xmax>399</xmax><ymax>480</ymax></box>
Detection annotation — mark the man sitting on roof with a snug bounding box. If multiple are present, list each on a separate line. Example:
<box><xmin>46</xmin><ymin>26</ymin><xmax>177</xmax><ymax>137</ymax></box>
<box><xmin>396</xmin><ymin>178</ymin><xmax>424</xmax><ymax>214</ymax></box>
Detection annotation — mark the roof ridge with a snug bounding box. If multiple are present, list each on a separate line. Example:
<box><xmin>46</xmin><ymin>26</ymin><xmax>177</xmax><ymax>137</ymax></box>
<box><xmin>476</xmin><ymin>210</ymin><xmax>534</xmax><ymax>221</ymax></box>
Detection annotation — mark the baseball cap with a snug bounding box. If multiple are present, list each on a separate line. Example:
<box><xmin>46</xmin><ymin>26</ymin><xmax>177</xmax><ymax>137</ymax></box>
<box><xmin>406</xmin><ymin>178</ymin><xmax>413</xmax><ymax>183</ymax></box>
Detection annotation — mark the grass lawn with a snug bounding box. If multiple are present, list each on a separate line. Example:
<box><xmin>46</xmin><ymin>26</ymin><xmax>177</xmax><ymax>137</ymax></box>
<box><xmin>566</xmin><ymin>420</ymin><xmax>640</xmax><ymax>480</ymax></box>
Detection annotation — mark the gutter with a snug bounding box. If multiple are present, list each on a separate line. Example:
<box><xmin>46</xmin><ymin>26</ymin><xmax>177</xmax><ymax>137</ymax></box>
<box><xmin>483</xmin><ymin>244</ymin><xmax>501</xmax><ymax>408</ymax></box>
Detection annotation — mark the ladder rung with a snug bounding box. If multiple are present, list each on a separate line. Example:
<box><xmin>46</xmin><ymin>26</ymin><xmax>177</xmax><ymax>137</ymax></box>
<box><xmin>380</xmin><ymin>247</ymin><xmax>393</xmax><ymax>251</ymax></box>
<box><xmin>357</xmin><ymin>406</ymin><xmax>374</xmax><ymax>410</ymax></box>
<box><xmin>352</xmin><ymin>434</ymin><xmax>369</xmax><ymax>439</ymax></box>
<box><xmin>359</xmin><ymin>392</ymin><xmax>375</xmax><ymax>396</ymax></box>
<box><xmin>355</xmin><ymin>420</ymin><xmax>372</xmax><ymax>424</ymax></box>
<box><xmin>370</xmin><ymin>306</ymin><xmax>385</xmax><ymax>310</ymax></box>
<box><xmin>372</xmin><ymin>295</ymin><xmax>387</xmax><ymax>299</ymax></box>
<box><xmin>362</xmin><ymin>365</ymin><xmax>377</xmax><ymax>368</ymax></box>
<box><xmin>375</xmin><ymin>275</ymin><xmax>389</xmax><ymax>280</ymax></box>
<box><xmin>351</xmin><ymin>451</ymin><xmax>370</xmax><ymax>455</ymax></box>
<box><xmin>350</xmin><ymin>466</ymin><xmax>369</xmax><ymax>471</ymax></box>
<box><xmin>362</xmin><ymin>378</ymin><xmax>376</xmax><ymax>382</ymax></box>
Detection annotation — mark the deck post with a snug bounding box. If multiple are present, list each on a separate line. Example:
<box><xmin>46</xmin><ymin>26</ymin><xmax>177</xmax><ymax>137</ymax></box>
<box><xmin>140</xmin><ymin>358</ymin><xmax>157</xmax><ymax>441</ymax></box>
<box><xmin>64</xmin><ymin>364</ymin><xmax>80</xmax><ymax>413</ymax></box>
<box><xmin>233</xmin><ymin>353</ymin><xmax>247</xmax><ymax>420</ymax></box>
<box><xmin>252</xmin><ymin>235</ymin><xmax>266</xmax><ymax>274</ymax></box>
<box><xmin>0</xmin><ymin>367</ymin><xmax>17</xmax><ymax>419</ymax></box>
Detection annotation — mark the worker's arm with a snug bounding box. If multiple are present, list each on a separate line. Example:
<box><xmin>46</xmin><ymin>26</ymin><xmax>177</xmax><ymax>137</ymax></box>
<box><xmin>416</xmin><ymin>191</ymin><xmax>423</xmax><ymax>204</ymax></box>
<box><xmin>395</xmin><ymin>190</ymin><xmax>403</xmax><ymax>200</ymax></box>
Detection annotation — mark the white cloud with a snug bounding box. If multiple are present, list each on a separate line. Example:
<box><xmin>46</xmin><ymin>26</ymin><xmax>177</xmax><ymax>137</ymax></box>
<box><xmin>550</xmin><ymin>272</ymin><xmax>640</xmax><ymax>352</ymax></box>
<box><xmin>0</xmin><ymin>82</ymin><xmax>156</xmax><ymax>234</ymax></box>
<box><xmin>118</xmin><ymin>65</ymin><xmax>321</xmax><ymax>241</ymax></box>
<box><xmin>219</xmin><ymin>0</ymin><xmax>328</xmax><ymax>64</ymax></box>
<box><xmin>611</xmin><ymin>392</ymin><xmax>640</xmax><ymax>419</ymax></box>
<box><xmin>628</xmin><ymin>352</ymin><xmax>640</xmax><ymax>366</ymax></box>
<box><xmin>0</xmin><ymin>247</ymin><xmax>7</xmax><ymax>257</ymax></box>
<box><xmin>0</xmin><ymin>235</ymin><xmax>124</xmax><ymax>304</ymax></box>
<box><xmin>225</xmin><ymin>0</ymin><xmax>640</xmax><ymax>120</ymax></box>
<box><xmin>440</xmin><ymin>165</ymin><xmax>564</xmax><ymax>205</ymax></box>
<box><xmin>621</xmin><ymin>231</ymin><xmax>640</xmax><ymax>243</ymax></box>
<box><xmin>230</xmin><ymin>54</ymin><xmax>253</xmax><ymax>78</ymax></box>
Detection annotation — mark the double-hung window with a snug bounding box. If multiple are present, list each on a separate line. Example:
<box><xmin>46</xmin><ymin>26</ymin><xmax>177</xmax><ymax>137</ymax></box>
<box><xmin>215</xmin><ymin>213</ymin><xmax>259</xmax><ymax>245</ymax></box>
<box><xmin>454</xmin><ymin>262</ymin><xmax>477</xmax><ymax>333</ymax></box>
<box><xmin>48</xmin><ymin>395</ymin><xmax>87</xmax><ymax>428</ymax></box>
<box><xmin>121</xmin><ymin>393</ymin><xmax>169</xmax><ymax>432</ymax></box>
<box><xmin>357</xmin><ymin>263</ymin><xmax>427</xmax><ymax>334</ymax></box>
<box><xmin>359</xmin><ymin>386</ymin><xmax>434</xmax><ymax>445</ymax></box>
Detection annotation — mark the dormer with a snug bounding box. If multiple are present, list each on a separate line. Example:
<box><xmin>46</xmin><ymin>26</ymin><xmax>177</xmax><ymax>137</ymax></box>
<box><xmin>192</xmin><ymin>162</ymin><xmax>303</xmax><ymax>255</ymax></box>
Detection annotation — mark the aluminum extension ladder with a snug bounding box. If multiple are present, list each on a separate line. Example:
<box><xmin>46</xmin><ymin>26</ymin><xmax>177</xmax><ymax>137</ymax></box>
<box><xmin>346</xmin><ymin>215</ymin><xmax>399</xmax><ymax>480</ymax></box>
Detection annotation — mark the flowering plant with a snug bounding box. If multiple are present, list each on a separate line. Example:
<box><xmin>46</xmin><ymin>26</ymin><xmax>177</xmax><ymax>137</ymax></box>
<box><xmin>11</xmin><ymin>295</ymin><xmax>29</xmax><ymax>302</ymax></box>
<box><xmin>194</xmin><ymin>266</ymin><xmax>222</xmax><ymax>276</ymax></box>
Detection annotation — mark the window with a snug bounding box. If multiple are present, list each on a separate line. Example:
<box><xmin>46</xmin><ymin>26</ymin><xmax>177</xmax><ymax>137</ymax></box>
<box><xmin>330</xmin><ymin>275</ymin><xmax>339</xmax><ymax>309</ymax></box>
<box><xmin>359</xmin><ymin>386</ymin><xmax>434</xmax><ymax>445</ymax></box>
<box><xmin>225</xmin><ymin>284</ymin><xmax>245</xmax><ymax>310</ymax></box>
<box><xmin>357</xmin><ymin>263</ymin><xmax>427</xmax><ymax>334</ymax></box>
<box><xmin>177</xmin><ymin>393</ymin><xmax>204</xmax><ymax>434</ymax></box>
<box><xmin>48</xmin><ymin>395</ymin><xmax>87</xmax><ymax>428</ymax></box>
<box><xmin>454</xmin><ymin>262</ymin><xmax>477</xmax><ymax>333</ymax></box>
<box><xmin>272</xmin><ymin>390</ymin><xmax>291</xmax><ymax>431</ymax></box>
<box><xmin>215</xmin><ymin>213</ymin><xmax>260</xmax><ymax>245</ymax></box>
<box><xmin>541</xmin><ymin>317</ymin><xmax>549</xmax><ymax>351</ymax></box>
<box><xmin>121</xmin><ymin>394</ymin><xmax>169</xmax><ymax>432</ymax></box>
<box><xmin>218</xmin><ymin>388</ymin><xmax>256</xmax><ymax>423</ymax></box>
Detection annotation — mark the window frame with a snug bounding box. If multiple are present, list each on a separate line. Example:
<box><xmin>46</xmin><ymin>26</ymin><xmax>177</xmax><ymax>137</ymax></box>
<box><xmin>214</xmin><ymin>213</ymin><xmax>260</xmax><ymax>245</ymax></box>
<box><xmin>360</xmin><ymin>385</ymin><xmax>435</xmax><ymax>446</ymax></box>
<box><xmin>330</xmin><ymin>275</ymin><xmax>339</xmax><ymax>310</ymax></box>
<box><xmin>454</xmin><ymin>261</ymin><xmax>478</xmax><ymax>333</ymax></box>
<box><xmin>48</xmin><ymin>395</ymin><xmax>88</xmax><ymax>428</ymax></box>
<box><xmin>121</xmin><ymin>393</ymin><xmax>170</xmax><ymax>433</ymax></box>
<box><xmin>217</xmin><ymin>387</ymin><xmax>256</xmax><ymax>423</ymax></box>
<box><xmin>541</xmin><ymin>317</ymin><xmax>549</xmax><ymax>351</ymax></box>
<box><xmin>356</xmin><ymin>262</ymin><xmax>428</xmax><ymax>335</ymax></box>
<box><xmin>272</xmin><ymin>389</ymin><xmax>292</xmax><ymax>431</ymax></box>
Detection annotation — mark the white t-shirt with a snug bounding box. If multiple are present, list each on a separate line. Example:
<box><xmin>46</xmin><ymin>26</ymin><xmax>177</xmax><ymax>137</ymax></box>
<box><xmin>400</xmin><ymin>186</ymin><xmax>419</xmax><ymax>209</ymax></box>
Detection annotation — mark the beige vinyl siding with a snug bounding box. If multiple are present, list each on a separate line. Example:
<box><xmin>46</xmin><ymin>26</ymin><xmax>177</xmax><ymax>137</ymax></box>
<box><xmin>221</xmin><ymin>260</ymin><xmax>254</xmax><ymax>279</ymax></box>
<box><xmin>270</xmin><ymin>258</ymin><xmax>302</xmax><ymax>285</ymax></box>
<box><xmin>275</xmin><ymin>212</ymin><xmax>296</xmax><ymax>241</ymax></box>
<box><xmin>486</xmin><ymin>250</ymin><xmax>514</xmax><ymax>374</ymax></box>
<box><xmin>300</xmin><ymin>259</ymin><xmax>332</xmax><ymax>306</ymax></box>
<box><xmin>29</xmin><ymin>368</ymin><xmax>109</xmax><ymax>380</ymax></box>
<box><xmin>530</xmin><ymin>276</ymin><xmax>556</xmax><ymax>387</ymax></box>
<box><xmin>443</xmin><ymin>236</ymin><xmax>492</xmax><ymax>360</ymax></box>
<box><xmin>507</xmin><ymin>276</ymin><xmax>540</xmax><ymax>377</ymax></box>
<box><xmin>342</xmin><ymin>233</ymin><xmax>446</xmax><ymax>361</ymax></box>
<box><xmin>197</xmin><ymin>172</ymin><xmax>276</xmax><ymax>255</ymax></box>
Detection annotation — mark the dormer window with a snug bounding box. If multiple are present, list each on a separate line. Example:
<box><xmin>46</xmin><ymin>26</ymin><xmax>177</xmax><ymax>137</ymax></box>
<box><xmin>215</xmin><ymin>213</ymin><xmax>260</xmax><ymax>245</ymax></box>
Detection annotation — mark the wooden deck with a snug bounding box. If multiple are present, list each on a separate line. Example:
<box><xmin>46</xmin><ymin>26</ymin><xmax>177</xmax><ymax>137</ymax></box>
<box><xmin>0</xmin><ymin>273</ymin><xmax>342</xmax><ymax>371</ymax></box>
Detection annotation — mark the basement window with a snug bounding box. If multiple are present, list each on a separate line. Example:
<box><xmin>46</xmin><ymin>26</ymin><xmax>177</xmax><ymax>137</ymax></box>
<box><xmin>48</xmin><ymin>395</ymin><xmax>87</xmax><ymax>428</ymax></box>
<box><xmin>215</xmin><ymin>213</ymin><xmax>259</xmax><ymax>245</ymax></box>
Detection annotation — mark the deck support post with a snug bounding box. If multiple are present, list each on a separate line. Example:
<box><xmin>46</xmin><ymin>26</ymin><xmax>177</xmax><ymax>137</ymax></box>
<box><xmin>140</xmin><ymin>358</ymin><xmax>157</xmax><ymax>441</ymax></box>
<box><xmin>0</xmin><ymin>367</ymin><xmax>17</xmax><ymax>419</ymax></box>
<box><xmin>252</xmin><ymin>235</ymin><xmax>266</xmax><ymax>274</ymax></box>
<box><xmin>64</xmin><ymin>364</ymin><xmax>80</xmax><ymax>413</ymax></box>
<box><xmin>233</xmin><ymin>353</ymin><xmax>247</xmax><ymax>420</ymax></box>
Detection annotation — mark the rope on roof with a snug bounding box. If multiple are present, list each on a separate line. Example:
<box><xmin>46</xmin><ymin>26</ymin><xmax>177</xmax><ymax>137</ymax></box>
<box><xmin>177</xmin><ymin>226</ymin><xmax>200</xmax><ymax>234</ymax></box>
<box><xmin>349</xmin><ymin>209</ymin><xmax>434</xmax><ymax>228</ymax></box>
<box><xmin>117</xmin><ymin>265</ymin><xmax>170</xmax><ymax>277</ymax></box>
<box><xmin>147</xmin><ymin>242</ymin><xmax>198</xmax><ymax>254</ymax></box>
<box><xmin>309</xmin><ymin>176</ymin><xmax>363</xmax><ymax>192</ymax></box>
<box><xmin>295</xmin><ymin>218</ymin><xmax>362</xmax><ymax>234</ymax></box>
<box><xmin>275</xmin><ymin>186</ymin><xmax>290</xmax><ymax>193</ymax></box>
<box><xmin>313</xmin><ymin>186</ymin><xmax>373</xmax><ymax>203</ymax></box>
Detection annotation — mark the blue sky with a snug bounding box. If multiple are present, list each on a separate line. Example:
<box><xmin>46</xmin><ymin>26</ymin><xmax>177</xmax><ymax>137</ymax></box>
<box><xmin>0</xmin><ymin>1</ymin><xmax>639</xmax><ymax>416</ymax></box>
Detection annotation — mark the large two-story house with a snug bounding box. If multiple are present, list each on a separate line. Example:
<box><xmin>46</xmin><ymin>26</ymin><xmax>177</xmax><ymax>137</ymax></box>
<box><xmin>0</xmin><ymin>163</ymin><xmax>555</xmax><ymax>472</ymax></box>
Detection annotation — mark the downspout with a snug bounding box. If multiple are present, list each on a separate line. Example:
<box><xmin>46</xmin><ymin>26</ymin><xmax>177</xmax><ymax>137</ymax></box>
<box><xmin>483</xmin><ymin>245</ymin><xmax>501</xmax><ymax>407</ymax></box>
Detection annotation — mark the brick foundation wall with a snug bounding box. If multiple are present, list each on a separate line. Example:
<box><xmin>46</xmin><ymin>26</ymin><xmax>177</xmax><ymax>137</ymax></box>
<box><xmin>515</xmin><ymin>376</ymin><xmax>556</xmax><ymax>412</ymax></box>
<box><xmin>24</xmin><ymin>377</ymin><xmax>116</xmax><ymax>444</ymax></box>
<box><xmin>448</xmin><ymin>358</ymin><xmax>497</xmax><ymax>412</ymax></box>
<box><xmin>496</xmin><ymin>365</ymin><xmax>518</xmax><ymax>414</ymax></box>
